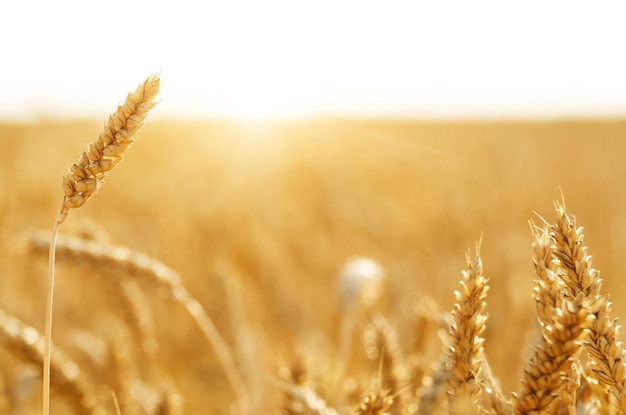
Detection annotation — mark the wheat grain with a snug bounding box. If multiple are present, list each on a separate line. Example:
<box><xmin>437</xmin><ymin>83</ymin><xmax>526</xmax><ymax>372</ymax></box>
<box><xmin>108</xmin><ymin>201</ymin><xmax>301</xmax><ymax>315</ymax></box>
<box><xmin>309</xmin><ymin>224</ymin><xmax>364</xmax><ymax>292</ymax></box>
<box><xmin>513</xmin><ymin>295</ymin><xmax>592</xmax><ymax>414</ymax></box>
<box><xmin>530</xmin><ymin>223</ymin><xmax>562</xmax><ymax>328</ymax></box>
<box><xmin>548</xmin><ymin>363</ymin><xmax>582</xmax><ymax>415</ymax></box>
<box><xmin>550</xmin><ymin>201</ymin><xmax>626</xmax><ymax>412</ymax></box>
<box><xmin>445</xmin><ymin>247</ymin><xmax>488</xmax><ymax>412</ymax></box>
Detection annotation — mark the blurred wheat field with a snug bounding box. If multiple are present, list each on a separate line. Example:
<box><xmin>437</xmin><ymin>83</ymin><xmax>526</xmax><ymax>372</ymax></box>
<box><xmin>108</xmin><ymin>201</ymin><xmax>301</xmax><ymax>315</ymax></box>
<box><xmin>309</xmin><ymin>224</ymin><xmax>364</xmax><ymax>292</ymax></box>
<box><xmin>1</xmin><ymin>119</ymin><xmax>626</xmax><ymax>414</ymax></box>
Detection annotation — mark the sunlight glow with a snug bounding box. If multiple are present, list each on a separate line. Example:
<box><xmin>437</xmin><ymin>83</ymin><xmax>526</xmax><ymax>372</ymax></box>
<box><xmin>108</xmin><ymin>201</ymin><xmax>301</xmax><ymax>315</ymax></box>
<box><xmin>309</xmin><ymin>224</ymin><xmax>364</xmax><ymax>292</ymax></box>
<box><xmin>223</xmin><ymin>87</ymin><xmax>312</xmax><ymax>123</ymax></box>
<box><xmin>3</xmin><ymin>1</ymin><xmax>626</xmax><ymax>120</ymax></box>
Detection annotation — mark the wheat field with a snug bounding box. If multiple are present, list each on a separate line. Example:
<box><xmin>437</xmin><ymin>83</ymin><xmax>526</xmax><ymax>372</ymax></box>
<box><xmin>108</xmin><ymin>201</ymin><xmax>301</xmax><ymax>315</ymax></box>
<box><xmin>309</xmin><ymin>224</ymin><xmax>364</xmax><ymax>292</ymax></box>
<box><xmin>1</xmin><ymin>104</ymin><xmax>626</xmax><ymax>414</ymax></box>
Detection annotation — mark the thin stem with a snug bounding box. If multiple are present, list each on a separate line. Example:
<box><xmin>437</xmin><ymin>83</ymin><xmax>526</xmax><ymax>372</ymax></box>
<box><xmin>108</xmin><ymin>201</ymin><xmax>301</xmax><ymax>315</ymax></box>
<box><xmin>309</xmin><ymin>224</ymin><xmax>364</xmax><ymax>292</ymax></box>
<box><xmin>44</xmin><ymin>217</ymin><xmax>61</xmax><ymax>415</ymax></box>
<box><xmin>172</xmin><ymin>286</ymin><xmax>250</xmax><ymax>414</ymax></box>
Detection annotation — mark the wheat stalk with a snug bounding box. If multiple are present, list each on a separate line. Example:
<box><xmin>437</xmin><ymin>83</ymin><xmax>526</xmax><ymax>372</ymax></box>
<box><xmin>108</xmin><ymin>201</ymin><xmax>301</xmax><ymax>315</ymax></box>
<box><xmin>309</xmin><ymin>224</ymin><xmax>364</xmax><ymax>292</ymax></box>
<box><xmin>30</xmin><ymin>231</ymin><xmax>251</xmax><ymax>413</ymax></box>
<box><xmin>44</xmin><ymin>75</ymin><xmax>160</xmax><ymax>415</ymax></box>
<box><xmin>550</xmin><ymin>200</ymin><xmax>626</xmax><ymax>413</ymax></box>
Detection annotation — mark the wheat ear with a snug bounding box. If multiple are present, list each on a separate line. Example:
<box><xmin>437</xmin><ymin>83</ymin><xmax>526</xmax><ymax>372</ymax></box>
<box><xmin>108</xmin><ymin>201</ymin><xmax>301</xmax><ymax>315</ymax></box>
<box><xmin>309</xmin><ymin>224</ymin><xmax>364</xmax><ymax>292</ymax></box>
<box><xmin>531</xmin><ymin>222</ymin><xmax>581</xmax><ymax>415</ymax></box>
<box><xmin>550</xmin><ymin>201</ymin><xmax>626</xmax><ymax>412</ymax></box>
<box><xmin>32</xmin><ymin>232</ymin><xmax>251</xmax><ymax>413</ymax></box>
<box><xmin>513</xmin><ymin>223</ymin><xmax>593</xmax><ymax>414</ymax></box>
<box><xmin>45</xmin><ymin>75</ymin><xmax>160</xmax><ymax>415</ymax></box>
<box><xmin>445</xmin><ymin>245</ymin><xmax>489</xmax><ymax>412</ymax></box>
<box><xmin>0</xmin><ymin>307</ymin><xmax>101</xmax><ymax>414</ymax></box>
<box><xmin>55</xmin><ymin>75</ymin><xmax>160</xmax><ymax>224</ymax></box>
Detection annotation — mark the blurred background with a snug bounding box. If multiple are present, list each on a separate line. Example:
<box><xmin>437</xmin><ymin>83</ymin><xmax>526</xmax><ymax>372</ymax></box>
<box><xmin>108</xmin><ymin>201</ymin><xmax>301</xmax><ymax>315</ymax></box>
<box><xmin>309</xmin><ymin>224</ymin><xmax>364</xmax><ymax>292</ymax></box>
<box><xmin>2</xmin><ymin>1</ymin><xmax>626</xmax><ymax>414</ymax></box>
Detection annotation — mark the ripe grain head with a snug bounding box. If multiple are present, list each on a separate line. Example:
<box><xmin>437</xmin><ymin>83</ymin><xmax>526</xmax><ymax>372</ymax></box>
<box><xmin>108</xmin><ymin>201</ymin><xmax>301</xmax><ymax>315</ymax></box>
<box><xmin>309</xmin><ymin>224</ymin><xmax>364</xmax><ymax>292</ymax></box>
<box><xmin>57</xmin><ymin>75</ymin><xmax>160</xmax><ymax>224</ymax></box>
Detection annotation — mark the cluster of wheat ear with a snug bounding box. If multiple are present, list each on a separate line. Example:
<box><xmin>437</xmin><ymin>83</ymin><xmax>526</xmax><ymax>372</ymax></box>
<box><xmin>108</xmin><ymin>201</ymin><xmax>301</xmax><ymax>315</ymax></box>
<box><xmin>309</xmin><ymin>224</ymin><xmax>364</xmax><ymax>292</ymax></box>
<box><xmin>1</xmin><ymin>75</ymin><xmax>624</xmax><ymax>415</ymax></box>
<box><xmin>275</xmin><ymin>201</ymin><xmax>625</xmax><ymax>415</ymax></box>
<box><xmin>21</xmin><ymin>195</ymin><xmax>626</xmax><ymax>415</ymax></box>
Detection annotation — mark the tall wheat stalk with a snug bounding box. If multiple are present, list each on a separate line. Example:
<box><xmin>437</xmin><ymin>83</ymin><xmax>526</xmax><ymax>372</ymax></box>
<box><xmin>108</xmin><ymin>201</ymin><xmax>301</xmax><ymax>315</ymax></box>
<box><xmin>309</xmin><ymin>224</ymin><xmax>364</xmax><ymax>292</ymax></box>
<box><xmin>44</xmin><ymin>75</ymin><xmax>160</xmax><ymax>415</ymax></box>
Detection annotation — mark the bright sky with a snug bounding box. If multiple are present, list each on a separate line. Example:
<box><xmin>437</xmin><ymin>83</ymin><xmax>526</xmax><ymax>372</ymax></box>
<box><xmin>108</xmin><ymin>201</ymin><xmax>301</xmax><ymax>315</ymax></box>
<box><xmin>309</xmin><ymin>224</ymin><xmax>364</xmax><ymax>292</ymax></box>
<box><xmin>3</xmin><ymin>1</ymin><xmax>626</xmax><ymax>121</ymax></box>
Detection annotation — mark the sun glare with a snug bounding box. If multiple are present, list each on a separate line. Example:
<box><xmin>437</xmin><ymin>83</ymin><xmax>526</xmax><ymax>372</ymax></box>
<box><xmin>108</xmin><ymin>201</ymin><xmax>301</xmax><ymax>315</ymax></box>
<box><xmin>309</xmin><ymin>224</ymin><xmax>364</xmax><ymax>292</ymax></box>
<box><xmin>4</xmin><ymin>2</ymin><xmax>626</xmax><ymax>121</ymax></box>
<box><xmin>223</xmin><ymin>81</ymin><xmax>315</xmax><ymax>124</ymax></box>
<box><xmin>229</xmin><ymin>98</ymin><xmax>297</xmax><ymax>123</ymax></box>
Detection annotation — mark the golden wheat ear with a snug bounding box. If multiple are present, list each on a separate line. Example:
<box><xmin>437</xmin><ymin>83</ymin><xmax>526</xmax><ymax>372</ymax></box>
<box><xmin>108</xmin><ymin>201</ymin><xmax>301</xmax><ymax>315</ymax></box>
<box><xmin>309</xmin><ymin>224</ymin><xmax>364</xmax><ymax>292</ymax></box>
<box><xmin>45</xmin><ymin>75</ymin><xmax>160</xmax><ymax>415</ymax></box>
<box><xmin>550</xmin><ymin>200</ymin><xmax>626</xmax><ymax>412</ymax></box>
<box><xmin>56</xmin><ymin>74</ymin><xmax>161</xmax><ymax>225</ymax></box>
<box><xmin>445</xmin><ymin>244</ymin><xmax>488</xmax><ymax>412</ymax></box>
<box><xmin>513</xmin><ymin>222</ymin><xmax>593</xmax><ymax>415</ymax></box>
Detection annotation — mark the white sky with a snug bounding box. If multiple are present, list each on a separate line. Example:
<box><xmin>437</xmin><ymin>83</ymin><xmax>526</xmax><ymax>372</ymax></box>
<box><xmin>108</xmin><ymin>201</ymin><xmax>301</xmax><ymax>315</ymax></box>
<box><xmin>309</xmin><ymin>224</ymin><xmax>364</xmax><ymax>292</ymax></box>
<box><xmin>2</xmin><ymin>1</ymin><xmax>626</xmax><ymax>121</ymax></box>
